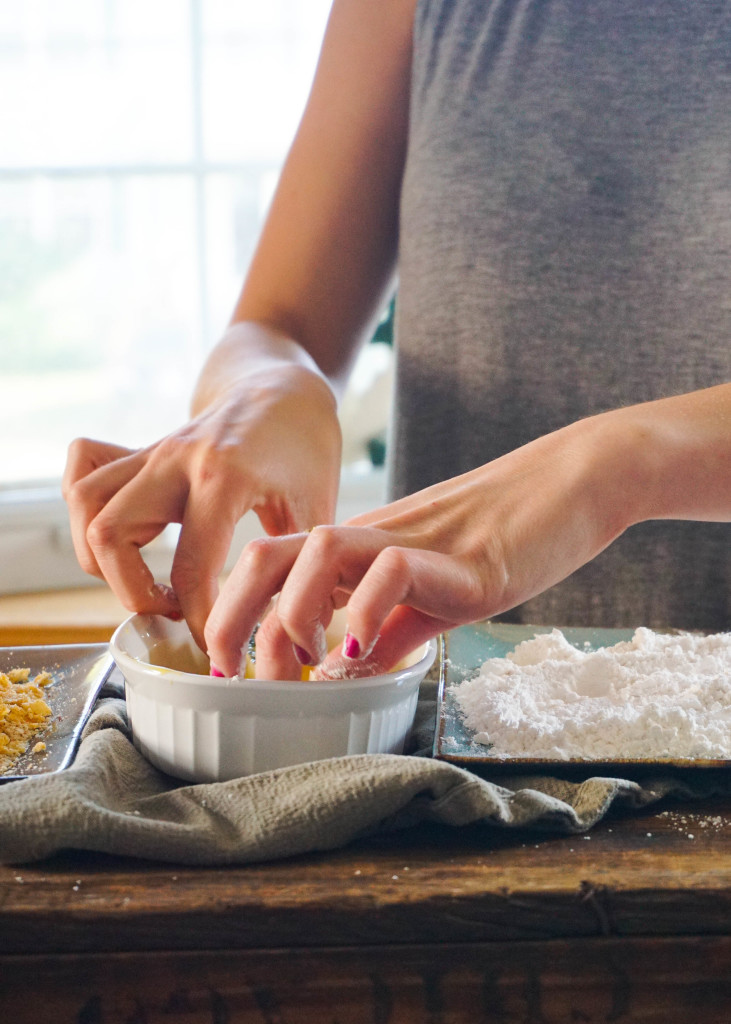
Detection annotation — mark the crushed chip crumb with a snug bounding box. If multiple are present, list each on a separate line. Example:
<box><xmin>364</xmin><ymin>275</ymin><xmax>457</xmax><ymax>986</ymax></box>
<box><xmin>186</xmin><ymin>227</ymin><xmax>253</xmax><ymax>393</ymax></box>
<box><xmin>0</xmin><ymin>668</ymin><xmax>53</xmax><ymax>771</ymax></box>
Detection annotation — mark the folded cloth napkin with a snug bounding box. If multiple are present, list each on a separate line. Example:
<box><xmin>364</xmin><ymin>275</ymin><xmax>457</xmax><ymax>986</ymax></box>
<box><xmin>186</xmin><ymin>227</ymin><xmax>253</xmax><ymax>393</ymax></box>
<box><xmin>1</xmin><ymin>679</ymin><xmax>729</xmax><ymax>865</ymax></box>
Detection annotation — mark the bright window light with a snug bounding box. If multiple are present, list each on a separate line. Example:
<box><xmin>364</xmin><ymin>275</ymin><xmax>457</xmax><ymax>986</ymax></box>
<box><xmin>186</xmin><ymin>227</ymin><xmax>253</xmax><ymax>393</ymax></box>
<box><xmin>0</xmin><ymin>0</ymin><xmax>339</xmax><ymax>487</ymax></box>
<box><xmin>0</xmin><ymin>1</ymin><xmax>391</xmax><ymax>595</ymax></box>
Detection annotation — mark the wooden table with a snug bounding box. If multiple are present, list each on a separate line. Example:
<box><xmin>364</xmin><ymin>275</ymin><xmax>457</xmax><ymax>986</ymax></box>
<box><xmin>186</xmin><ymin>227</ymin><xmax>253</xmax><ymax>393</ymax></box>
<box><xmin>2</xmin><ymin>804</ymin><xmax>731</xmax><ymax>1023</ymax></box>
<box><xmin>1</xmin><ymin>612</ymin><xmax>730</xmax><ymax>1022</ymax></box>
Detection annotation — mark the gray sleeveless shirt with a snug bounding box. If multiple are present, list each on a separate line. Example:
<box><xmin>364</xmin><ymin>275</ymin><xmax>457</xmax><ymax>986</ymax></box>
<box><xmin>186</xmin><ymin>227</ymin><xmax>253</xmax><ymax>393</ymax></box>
<box><xmin>390</xmin><ymin>0</ymin><xmax>731</xmax><ymax>631</ymax></box>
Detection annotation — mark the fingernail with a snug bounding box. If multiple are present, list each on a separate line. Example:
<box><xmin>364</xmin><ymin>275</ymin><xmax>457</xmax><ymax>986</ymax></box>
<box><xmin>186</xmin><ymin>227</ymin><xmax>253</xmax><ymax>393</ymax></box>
<box><xmin>343</xmin><ymin>633</ymin><xmax>361</xmax><ymax>660</ymax></box>
<box><xmin>293</xmin><ymin>644</ymin><xmax>313</xmax><ymax>665</ymax></box>
<box><xmin>210</xmin><ymin>664</ymin><xmax>225</xmax><ymax>677</ymax></box>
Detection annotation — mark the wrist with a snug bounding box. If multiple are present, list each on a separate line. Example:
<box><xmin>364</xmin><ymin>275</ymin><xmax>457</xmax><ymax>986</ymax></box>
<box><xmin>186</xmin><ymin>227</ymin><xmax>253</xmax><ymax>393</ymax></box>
<box><xmin>565</xmin><ymin>410</ymin><xmax>657</xmax><ymax>543</ymax></box>
<box><xmin>582</xmin><ymin>397</ymin><xmax>716</xmax><ymax>532</ymax></box>
<box><xmin>603</xmin><ymin>388</ymin><xmax>731</xmax><ymax>524</ymax></box>
<box><xmin>192</xmin><ymin>321</ymin><xmax>340</xmax><ymax>416</ymax></box>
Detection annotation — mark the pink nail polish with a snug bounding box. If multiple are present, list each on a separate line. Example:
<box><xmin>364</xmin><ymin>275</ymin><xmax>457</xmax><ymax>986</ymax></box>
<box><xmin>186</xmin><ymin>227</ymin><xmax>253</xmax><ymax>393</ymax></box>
<box><xmin>293</xmin><ymin>644</ymin><xmax>313</xmax><ymax>665</ymax></box>
<box><xmin>210</xmin><ymin>664</ymin><xmax>225</xmax><ymax>677</ymax></box>
<box><xmin>343</xmin><ymin>633</ymin><xmax>361</xmax><ymax>660</ymax></box>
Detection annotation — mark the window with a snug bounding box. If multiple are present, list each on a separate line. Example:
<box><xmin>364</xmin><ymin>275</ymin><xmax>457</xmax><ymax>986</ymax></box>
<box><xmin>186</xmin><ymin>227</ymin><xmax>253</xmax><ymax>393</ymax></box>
<box><xmin>0</xmin><ymin>1</ymin><xmax>390</xmax><ymax>594</ymax></box>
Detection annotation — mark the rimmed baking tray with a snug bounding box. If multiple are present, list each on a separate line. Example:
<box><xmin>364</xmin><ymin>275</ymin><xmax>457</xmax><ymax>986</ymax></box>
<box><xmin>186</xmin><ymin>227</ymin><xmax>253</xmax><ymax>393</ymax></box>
<box><xmin>434</xmin><ymin>622</ymin><xmax>731</xmax><ymax>770</ymax></box>
<box><xmin>0</xmin><ymin>643</ymin><xmax>114</xmax><ymax>782</ymax></box>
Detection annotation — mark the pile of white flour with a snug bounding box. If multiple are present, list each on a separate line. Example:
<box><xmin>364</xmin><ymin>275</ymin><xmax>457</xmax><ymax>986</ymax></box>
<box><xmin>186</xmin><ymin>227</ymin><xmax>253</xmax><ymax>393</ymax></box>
<box><xmin>452</xmin><ymin>628</ymin><xmax>731</xmax><ymax>760</ymax></box>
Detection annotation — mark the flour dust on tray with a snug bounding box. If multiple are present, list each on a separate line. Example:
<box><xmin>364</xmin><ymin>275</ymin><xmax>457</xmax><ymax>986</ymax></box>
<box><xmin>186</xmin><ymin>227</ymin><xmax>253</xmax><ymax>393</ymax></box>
<box><xmin>452</xmin><ymin>628</ymin><xmax>731</xmax><ymax>760</ymax></box>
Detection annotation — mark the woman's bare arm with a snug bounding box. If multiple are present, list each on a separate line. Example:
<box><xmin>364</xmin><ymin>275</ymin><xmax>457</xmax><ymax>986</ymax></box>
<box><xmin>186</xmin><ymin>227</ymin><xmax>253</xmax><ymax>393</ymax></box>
<box><xmin>193</xmin><ymin>0</ymin><xmax>417</xmax><ymax>410</ymax></box>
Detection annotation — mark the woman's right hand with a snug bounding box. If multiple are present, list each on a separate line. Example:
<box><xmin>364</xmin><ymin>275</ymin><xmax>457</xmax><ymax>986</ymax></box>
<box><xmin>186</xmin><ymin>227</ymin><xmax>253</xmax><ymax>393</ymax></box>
<box><xmin>62</xmin><ymin>325</ymin><xmax>343</xmax><ymax>653</ymax></box>
<box><xmin>64</xmin><ymin>0</ymin><xmax>417</xmax><ymax>661</ymax></box>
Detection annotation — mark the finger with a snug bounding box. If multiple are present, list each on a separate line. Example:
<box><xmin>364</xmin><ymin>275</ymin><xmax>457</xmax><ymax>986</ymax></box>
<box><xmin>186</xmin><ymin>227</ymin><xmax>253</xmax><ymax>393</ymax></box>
<box><xmin>251</xmin><ymin>607</ymin><xmax>307</xmax><ymax>681</ymax></box>
<box><xmin>62</xmin><ymin>437</ymin><xmax>139</xmax><ymax>496</ymax></box>
<box><xmin>313</xmin><ymin>604</ymin><xmax>446</xmax><ymax>679</ymax></box>
<box><xmin>256</xmin><ymin>490</ymin><xmax>336</xmax><ymax>537</ymax></box>
<box><xmin>86</xmin><ymin>464</ymin><xmax>190</xmax><ymax>617</ymax></box>
<box><xmin>254</xmin><ymin>587</ymin><xmax>350</xmax><ymax>680</ymax></box>
<box><xmin>329</xmin><ymin>546</ymin><xmax>485</xmax><ymax>669</ymax></box>
<box><xmin>63</xmin><ymin>440</ymin><xmax>146</xmax><ymax>577</ymax></box>
<box><xmin>171</xmin><ymin>482</ymin><xmax>253</xmax><ymax>652</ymax></box>
<box><xmin>273</xmin><ymin>524</ymin><xmax>393</xmax><ymax>663</ymax></box>
<box><xmin>204</xmin><ymin>534</ymin><xmax>308</xmax><ymax>677</ymax></box>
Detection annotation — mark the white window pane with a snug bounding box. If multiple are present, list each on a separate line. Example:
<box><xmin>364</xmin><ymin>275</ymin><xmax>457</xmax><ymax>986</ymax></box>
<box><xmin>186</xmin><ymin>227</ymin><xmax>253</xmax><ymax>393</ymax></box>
<box><xmin>0</xmin><ymin>0</ymin><xmax>388</xmax><ymax>497</ymax></box>
<box><xmin>204</xmin><ymin>170</ymin><xmax>280</xmax><ymax>334</ymax></box>
<box><xmin>0</xmin><ymin>175</ymin><xmax>201</xmax><ymax>484</ymax></box>
<box><xmin>0</xmin><ymin>0</ymin><xmax>192</xmax><ymax>167</ymax></box>
<box><xmin>201</xmin><ymin>0</ymin><xmax>331</xmax><ymax>162</ymax></box>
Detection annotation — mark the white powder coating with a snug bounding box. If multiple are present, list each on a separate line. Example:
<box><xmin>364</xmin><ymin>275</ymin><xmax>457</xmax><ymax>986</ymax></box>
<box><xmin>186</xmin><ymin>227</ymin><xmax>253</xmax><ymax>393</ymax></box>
<box><xmin>452</xmin><ymin>628</ymin><xmax>731</xmax><ymax>760</ymax></box>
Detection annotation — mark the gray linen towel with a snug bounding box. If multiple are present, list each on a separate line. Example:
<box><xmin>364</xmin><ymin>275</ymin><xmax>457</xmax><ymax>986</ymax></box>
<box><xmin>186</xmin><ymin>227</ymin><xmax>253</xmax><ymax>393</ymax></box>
<box><xmin>1</xmin><ymin>690</ymin><xmax>728</xmax><ymax>866</ymax></box>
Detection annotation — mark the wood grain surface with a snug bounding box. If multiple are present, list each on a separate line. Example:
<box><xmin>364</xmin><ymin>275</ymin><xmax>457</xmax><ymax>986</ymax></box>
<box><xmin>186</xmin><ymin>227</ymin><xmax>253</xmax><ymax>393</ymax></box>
<box><xmin>1</xmin><ymin>610</ymin><xmax>730</xmax><ymax>1021</ymax></box>
<box><xmin>2</xmin><ymin>798</ymin><xmax>730</xmax><ymax>1022</ymax></box>
<box><xmin>1</xmin><ymin>805</ymin><xmax>730</xmax><ymax>951</ymax></box>
<box><xmin>0</xmin><ymin>587</ymin><xmax>125</xmax><ymax>646</ymax></box>
<box><xmin>4</xmin><ymin>937</ymin><xmax>731</xmax><ymax>1023</ymax></box>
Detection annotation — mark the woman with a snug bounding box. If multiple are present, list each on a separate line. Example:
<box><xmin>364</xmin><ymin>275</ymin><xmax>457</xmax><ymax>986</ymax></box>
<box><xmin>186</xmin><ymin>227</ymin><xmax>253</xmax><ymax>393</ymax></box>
<box><xmin>64</xmin><ymin>0</ymin><xmax>731</xmax><ymax>679</ymax></box>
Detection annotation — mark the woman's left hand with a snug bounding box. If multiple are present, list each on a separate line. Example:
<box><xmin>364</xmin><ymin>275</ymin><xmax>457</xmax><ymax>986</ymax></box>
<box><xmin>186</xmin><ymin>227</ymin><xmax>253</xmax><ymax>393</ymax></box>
<box><xmin>204</xmin><ymin>411</ymin><xmax>632</xmax><ymax>678</ymax></box>
<box><xmin>204</xmin><ymin>381</ymin><xmax>731</xmax><ymax>680</ymax></box>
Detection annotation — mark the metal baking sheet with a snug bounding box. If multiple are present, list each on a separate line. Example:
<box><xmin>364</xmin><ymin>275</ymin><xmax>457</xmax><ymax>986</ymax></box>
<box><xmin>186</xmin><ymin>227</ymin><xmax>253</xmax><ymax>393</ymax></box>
<box><xmin>434</xmin><ymin>622</ymin><xmax>731</xmax><ymax>770</ymax></box>
<box><xmin>0</xmin><ymin>643</ymin><xmax>114</xmax><ymax>782</ymax></box>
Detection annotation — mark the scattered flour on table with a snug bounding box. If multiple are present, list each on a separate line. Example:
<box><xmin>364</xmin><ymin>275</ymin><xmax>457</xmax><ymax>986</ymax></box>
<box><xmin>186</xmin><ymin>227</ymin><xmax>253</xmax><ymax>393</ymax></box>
<box><xmin>452</xmin><ymin>628</ymin><xmax>731</xmax><ymax>759</ymax></box>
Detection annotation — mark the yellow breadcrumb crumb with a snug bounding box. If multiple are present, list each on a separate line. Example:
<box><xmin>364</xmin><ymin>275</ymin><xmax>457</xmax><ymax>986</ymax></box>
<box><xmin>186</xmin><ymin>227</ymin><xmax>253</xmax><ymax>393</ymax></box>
<box><xmin>0</xmin><ymin>667</ymin><xmax>53</xmax><ymax>772</ymax></box>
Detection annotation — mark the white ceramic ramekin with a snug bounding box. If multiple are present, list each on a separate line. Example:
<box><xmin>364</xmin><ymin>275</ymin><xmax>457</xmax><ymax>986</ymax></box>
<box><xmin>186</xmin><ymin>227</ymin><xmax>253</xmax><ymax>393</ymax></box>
<box><xmin>110</xmin><ymin>613</ymin><xmax>437</xmax><ymax>782</ymax></box>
